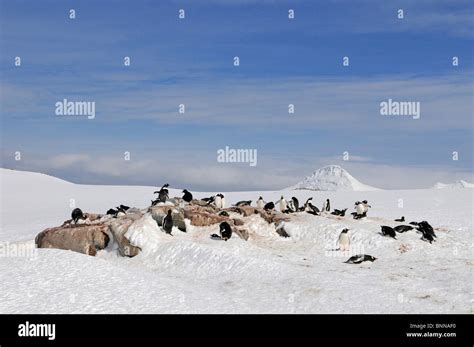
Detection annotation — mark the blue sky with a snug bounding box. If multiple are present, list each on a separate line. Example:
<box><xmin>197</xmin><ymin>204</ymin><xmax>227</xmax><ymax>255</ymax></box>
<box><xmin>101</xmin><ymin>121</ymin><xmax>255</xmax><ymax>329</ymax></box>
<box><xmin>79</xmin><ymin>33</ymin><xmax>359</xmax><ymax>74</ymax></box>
<box><xmin>1</xmin><ymin>0</ymin><xmax>473</xmax><ymax>190</ymax></box>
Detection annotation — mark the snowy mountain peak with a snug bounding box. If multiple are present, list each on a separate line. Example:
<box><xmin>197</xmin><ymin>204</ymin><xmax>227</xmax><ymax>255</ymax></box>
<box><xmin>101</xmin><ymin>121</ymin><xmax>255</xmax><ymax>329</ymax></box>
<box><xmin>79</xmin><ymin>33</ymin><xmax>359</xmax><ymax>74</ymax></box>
<box><xmin>288</xmin><ymin>165</ymin><xmax>380</xmax><ymax>191</ymax></box>
<box><xmin>432</xmin><ymin>180</ymin><xmax>474</xmax><ymax>189</ymax></box>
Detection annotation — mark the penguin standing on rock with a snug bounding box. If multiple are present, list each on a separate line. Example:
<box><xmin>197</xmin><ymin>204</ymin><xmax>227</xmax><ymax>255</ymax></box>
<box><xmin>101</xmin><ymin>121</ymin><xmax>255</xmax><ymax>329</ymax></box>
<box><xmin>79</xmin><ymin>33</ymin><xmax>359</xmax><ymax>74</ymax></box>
<box><xmin>235</xmin><ymin>200</ymin><xmax>252</xmax><ymax>207</ymax></box>
<box><xmin>256</xmin><ymin>196</ymin><xmax>265</xmax><ymax>209</ymax></box>
<box><xmin>395</xmin><ymin>216</ymin><xmax>405</xmax><ymax>222</ymax></box>
<box><xmin>162</xmin><ymin>210</ymin><xmax>173</xmax><ymax>235</ymax></box>
<box><xmin>264</xmin><ymin>201</ymin><xmax>275</xmax><ymax>211</ymax></box>
<box><xmin>71</xmin><ymin>208</ymin><xmax>86</xmax><ymax>224</ymax></box>
<box><xmin>153</xmin><ymin>183</ymin><xmax>169</xmax><ymax>205</ymax></box>
<box><xmin>338</xmin><ymin>228</ymin><xmax>350</xmax><ymax>251</ymax></box>
<box><xmin>219</xmin><ymin>222</ymin><xmax>233</xmax><ymax>241</ymax></box>
<box><xmin>182</xmin><ymin>189</ymin><xmax>193</xmax><ymax>202</ymax></box>
<box><xmin>214</xmin><ymin>194</ymin><xmax>225</xmax><ymax>209</ymax></box>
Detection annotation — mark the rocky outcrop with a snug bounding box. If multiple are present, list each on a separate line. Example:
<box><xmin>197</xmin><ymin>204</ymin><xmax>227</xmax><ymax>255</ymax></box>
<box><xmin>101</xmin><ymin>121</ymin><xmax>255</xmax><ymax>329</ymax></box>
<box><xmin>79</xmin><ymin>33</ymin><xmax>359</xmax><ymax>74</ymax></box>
<box><xmin>35</xmin><ymin>224</ymin><xmax>110</xmax><ymax>256</ymax></box>
<box><xmin>149</xmin><ymin>205</ymin><xmax>186</xmax><ymax>232</ymax></box>
<box><xmin>108</xmin><ymin>214</ymin><xmax>143</xmax><ymax>257</ymax></box>
<box><xmin>183</xmin><ymin>205</ymin><xmax>228</xmax><ymax>227</ymax></box>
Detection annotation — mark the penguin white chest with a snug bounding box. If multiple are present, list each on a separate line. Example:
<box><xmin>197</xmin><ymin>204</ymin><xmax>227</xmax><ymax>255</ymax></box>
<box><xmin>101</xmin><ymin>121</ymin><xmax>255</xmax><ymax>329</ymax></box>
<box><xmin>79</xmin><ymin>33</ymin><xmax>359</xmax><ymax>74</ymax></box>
<box><xmin>257</xmin><ymin>200</ymin><xmax>264</xmax><ymax>209</ymax></box>
<box><xmin>356</xmin><ymin>204</ymin><xmax>365</xmax><ymax>215</ymax></box>
<box><xmin>215</xmin><ymin>196</ymin><xmax>222</xmax><ymax>208</ymax></box>
<box><xmin>279</xmin><ymin>200</ymin><xmax>287</xmax><ymax>212</ymax></box>
<box><xmin>220</xmin><ymin>197</ymin><xmax>226</xmax><ymax>209</ymax></box>
<box><xmin>338</xmin><ymin>233</ymin><xmax>350</xmax><ymax>250</ymax></box>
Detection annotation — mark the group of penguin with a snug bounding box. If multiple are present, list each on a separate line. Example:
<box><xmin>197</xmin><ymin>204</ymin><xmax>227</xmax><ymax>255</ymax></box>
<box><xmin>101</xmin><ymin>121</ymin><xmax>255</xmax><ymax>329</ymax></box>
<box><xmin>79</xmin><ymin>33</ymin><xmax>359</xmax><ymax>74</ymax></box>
<box><xmin>70</xmin><ymin>184</ymin><xmax>438</xmax><ymax>262</ymax></box>
<box><xmin>337</xmin><ymin>218</ymin><xmax>437</xmax><ymax>264</ymax></box>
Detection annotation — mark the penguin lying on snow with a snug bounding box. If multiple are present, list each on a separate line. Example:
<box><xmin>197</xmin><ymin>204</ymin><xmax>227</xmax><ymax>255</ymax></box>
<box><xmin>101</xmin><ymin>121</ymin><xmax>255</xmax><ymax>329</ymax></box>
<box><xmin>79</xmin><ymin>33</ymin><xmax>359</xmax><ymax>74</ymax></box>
<box><xmin>393</xmin><ymin>225</ymin><xmax>413</xmax><ymax>233</ymax></box>
<box><xmin>235</xmin><ymin>200</ymin><xmax>252</xmax><ymax>207</ymax></box>
<box><xmin>394</xmin><ymin>216</ymin><xmax>405</xmax><ymax>222</ymax></box>
<box><xmin>345</xmin><ymin>254</ymin><xmax>377</xmax><ymax>264</ymax></box>
<box><xmin>331</xmin><ymin>208</ymin><xmax>347</xmax><ymax>217</ymax></box>
<box><xmin>162</xmin><ymin>210</ymin><xmax>173</xmax><ymax>235</ymax></box>
<box><xmin>219</xmin><ymin>222</ymin><xmax>232</xmax><ymax>241</ymax></box>
<box><xmin>380</xmin><ymin>226</ymin><xmax>397</xmax><ymax>239</ymax></box>
<box><xmin>71</xmin><ymin>208</ymin><xmax>86</xmax><ymax>224</ymax></box>
<box><xmin>182</xmin><ymin>189</ymin><xmax>193</xmax><ymax>202</ymax></box>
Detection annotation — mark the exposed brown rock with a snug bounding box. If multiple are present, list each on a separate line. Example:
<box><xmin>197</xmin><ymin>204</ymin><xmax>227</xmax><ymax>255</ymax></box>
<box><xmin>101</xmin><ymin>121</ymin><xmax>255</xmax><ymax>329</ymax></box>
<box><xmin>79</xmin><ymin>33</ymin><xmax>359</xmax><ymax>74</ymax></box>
<box><xmin>35</xmin><ymin>224</ymin><xmax>110</xmax><ymax>256</ymax></box>
<box><xmin>149</xmin><ymin>205</ymin><xmax>186</xmax><ymax>232</ymax></box>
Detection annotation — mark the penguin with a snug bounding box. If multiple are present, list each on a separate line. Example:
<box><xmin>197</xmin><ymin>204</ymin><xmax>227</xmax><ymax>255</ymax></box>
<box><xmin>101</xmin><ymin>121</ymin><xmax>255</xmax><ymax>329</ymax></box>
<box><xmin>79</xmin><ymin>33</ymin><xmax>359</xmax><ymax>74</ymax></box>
<box><xmin>219</xmin><ymin>222</ymin><xmax>232</xmax><ymax>241</ymax></box>
<box><xmin>393</xmin><ymin>225</ymin><xmax>413</xmax><ymax>233</ymax></box>
<box><xmin>256</xmin><ymin>196</ymin><xmax>265</xmax><ymax>209</ymax></box>
<box><xmin>218</xmin><ymin>211</ymin><xmax>229</xmax><ymax>217</ymax></box>
<box><xmin>338</xmin><ymin>228</ymin><xmax>350</xmax><ymax>251</ymax></box>
<box><xmin>354</xmin><ymin>201</ymin><xmax>366</xmax><ymax>219</ymax></box>
<box><xmin>115</xmin><ymin>206</ymin><xmax>127</xmax><ymax>217</ymax></box>
<box><xmin>264</xmin><ymin>201</ymin><xmax>275</xmax><ymax>211</ymax></box>
<box><xmin>210</xmin><ymin>233</ymin><xmax>222</xmax><ymax>240</ymax></box>
<box><xmin>106</xmin><ymin>208</ymin><xmax>118</xmax><ymax>216</ymax></box>
<box><xmin>154</xmin><ymin>184</ymin><xmax>169</xmax><ymax>203</ymax></box>
<box><xmin>119</xmin><ymin>204</ymin><xmax>130</xmax><ymax>211</ymax></box>
<box><xmin>394</xmin><ymin>216</ymin><xmax>405</xmax><ymax>222</ymax></box>
<box><xmin>417</xmin><ymin>221</ymin><xmax>436</xmax><ymax>243</ymax></box>
<box><xmin>331</xmin><ymin>208</ymin><xmax>347</xmax><ymax>217</ymax></box>
<box><xmin>291</xmin><ymin>197</ymin><xmax>299</xmax><ymax>211</ymax></box>
<box><xmin>182</xmin><ymin>189</ymin><xmax>193</xmax><ymax>203</ymax></box>
<box><xmin>345</xmin><ymin>254</ymin><xmax>377</xmax><ymax>264</ymax></box>
<box><xmin>305</xmin><ymin>201</ymin><xmax>320</xmax><ymax>216</ymax></box>
<box><xmin>162</xmin><ymin>210</ymin><xmax>173</xmax><ymax>234</ymax></box>
<box><xmin>201</xmin><ymin>196</ymin><xmax>214</xmax><ymax>203</ymax></box>
<box><xmin>361</xmin><ymin>200</ymin><xmax>371</xmax><ymax>214</ymax></box>
<box><xmin>277</xmin><ymin>196</ymin><xmax>287</xmax><ymax>212</ymax></box>
<box><xmin>214</xmin><ymin>194</ymin><xmax>225</xmax><ymax>209</ymax></box>
<box><xmin>71</xmin><ymin>208</ymin><xmax>86</xmax><ymax>224</ymax></box>
<box><xmin>235</xmin><ymin>200</ymin><xmax>252</xmax><ymax>207</ymax></box>
<box><xmin>322</xmin><ymin>199</ymin><xmax>330</xmax><ymax>212</ymax></box>
<box><xmin>286</xmin><ymin>199</ymin><xmax>295</xmax><ymax>213</ymax></box>
<box><xmin>409</xmin><ymin>221</ymin><xmax>419</xmax><ymax>226</ymax></box>
<box><xmin>381</xmin><ymin>226</ymin><xmax>397</xmax><ymax>239</ymax></box>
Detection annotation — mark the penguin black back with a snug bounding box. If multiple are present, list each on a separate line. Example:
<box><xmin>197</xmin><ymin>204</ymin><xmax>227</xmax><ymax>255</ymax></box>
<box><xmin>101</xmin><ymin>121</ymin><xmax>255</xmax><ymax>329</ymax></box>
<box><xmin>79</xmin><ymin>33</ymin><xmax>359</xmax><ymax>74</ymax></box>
<box><xmin>182</xmin><ymin>189</ymin><xmax>193</xmax><ymax>202</ymax></box>
<box><xmin>219</xmin><ymin>222</ymin><xmax>232</xmax><ymax>241</ymax></box>
<box><xmin>264</xmin><ymin>202</ymin><xmax>275</xmax><ymax>211</ymax></box>
<box><xmin>162</xmin><ymin>209</ymin><xmax>173</xmax><ymax>234</ymax></box>
<box><xmin>71</xmin><ymin>208</ymin><xmax>84</xmax><ymax>223</ymax></box>
<box><xmin>381</xmin><ymin>226</ymin><xmax>397</xmax><ymax>239</ymax></box>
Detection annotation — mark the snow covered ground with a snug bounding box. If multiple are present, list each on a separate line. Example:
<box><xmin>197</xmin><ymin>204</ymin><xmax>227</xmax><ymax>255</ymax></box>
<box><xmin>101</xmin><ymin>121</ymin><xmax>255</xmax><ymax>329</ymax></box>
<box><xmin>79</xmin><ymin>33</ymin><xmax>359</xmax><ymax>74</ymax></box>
<box><xmin>0</xmin><ymin>168</ymin><xmax>472</xmax><ymax>313</ymax></box>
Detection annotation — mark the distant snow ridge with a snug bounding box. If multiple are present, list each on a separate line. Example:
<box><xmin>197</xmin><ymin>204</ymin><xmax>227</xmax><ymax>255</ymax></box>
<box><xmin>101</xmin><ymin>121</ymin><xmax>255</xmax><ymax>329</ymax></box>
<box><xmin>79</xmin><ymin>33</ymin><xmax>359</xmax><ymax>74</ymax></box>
<box><xmin>432</xmin><ymin>180</ymin><xmax>474</xmax><ymax>189</ymax></box>
<box><xmin>288</xmin><ymin>165</ymin><xmax>380</xmax><ymax>191</ymax></box>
